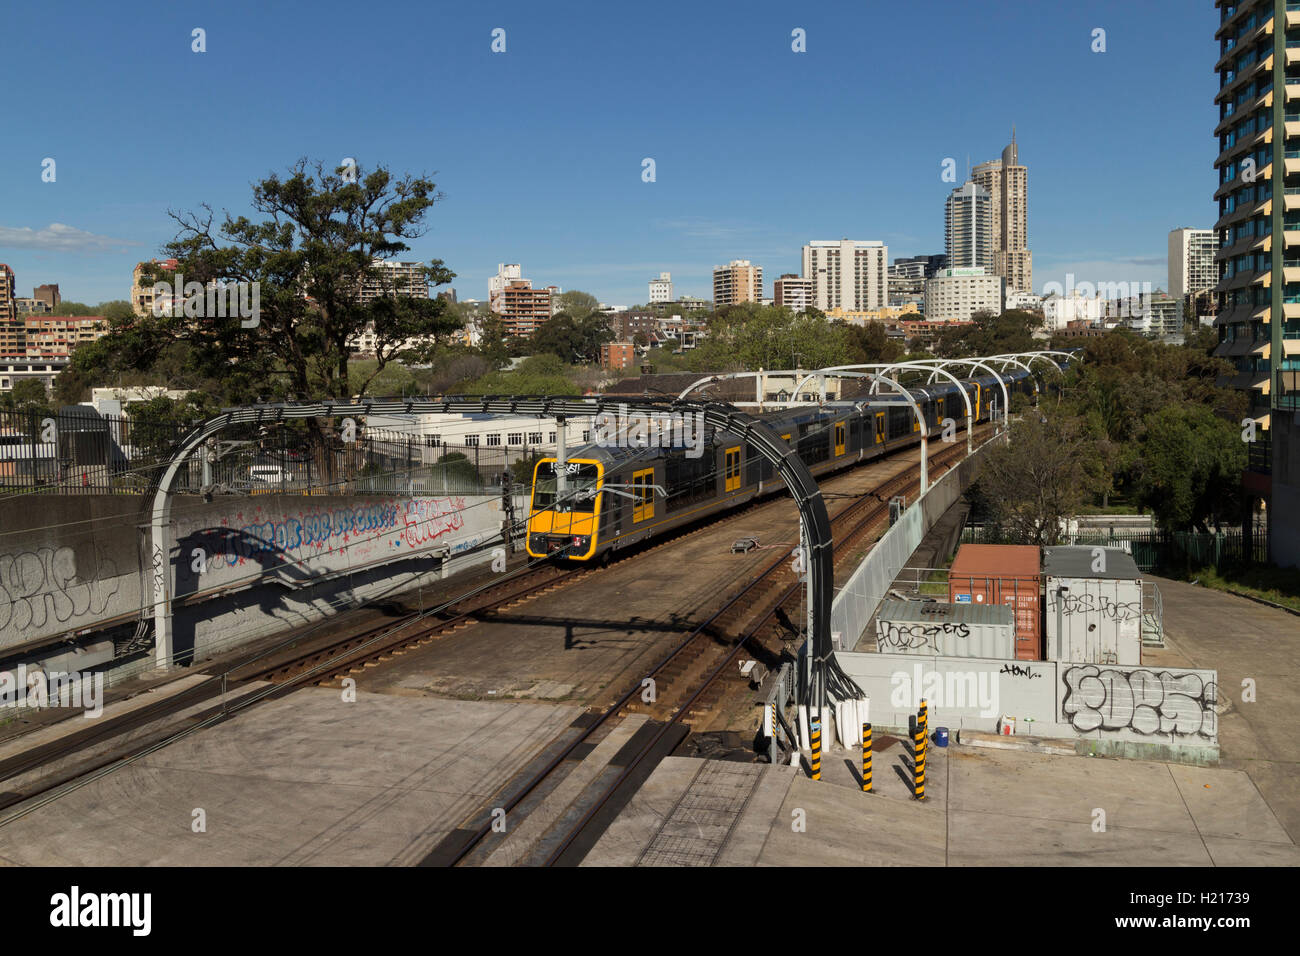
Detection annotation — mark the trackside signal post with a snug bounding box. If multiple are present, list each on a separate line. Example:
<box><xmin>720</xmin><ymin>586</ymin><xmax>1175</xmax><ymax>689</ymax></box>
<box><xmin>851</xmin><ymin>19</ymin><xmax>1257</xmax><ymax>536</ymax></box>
<box><xmin>147</xmin><ymin>398</ymin><xmax>838</xmax><ymax>708</ymax></box>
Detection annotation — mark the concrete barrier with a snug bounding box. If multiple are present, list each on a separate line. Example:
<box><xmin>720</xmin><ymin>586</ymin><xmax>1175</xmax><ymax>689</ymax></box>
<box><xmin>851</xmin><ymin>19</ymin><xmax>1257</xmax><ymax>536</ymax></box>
<box><xmin>0</xmin><ymin>492</ymin><xmax>521</xmax><ymax>664</ymax></box>
<box><xmin>834</xmin><ymin>649</ymin><xmax>1219</xmax><ymax>763</ymax></box>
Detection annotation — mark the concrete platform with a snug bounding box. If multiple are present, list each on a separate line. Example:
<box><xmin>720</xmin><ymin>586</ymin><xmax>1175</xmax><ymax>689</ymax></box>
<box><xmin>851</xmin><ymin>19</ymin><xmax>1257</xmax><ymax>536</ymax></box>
<box><xmin>0</xmin><ymin>688</ymin><xmax>580</xmax><ymax>866</ymax></box>
<box><xmin>586</xmin><ymin>737</ymin><xmax>1300</xmax><ymax>866</ymax></box>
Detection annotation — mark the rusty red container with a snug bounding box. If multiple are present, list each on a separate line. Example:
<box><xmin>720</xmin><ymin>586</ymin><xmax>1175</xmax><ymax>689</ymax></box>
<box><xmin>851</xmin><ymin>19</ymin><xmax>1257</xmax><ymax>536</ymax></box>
<box><xmin>948</xmin><ymin>544</ymin><xmax>1042</xmax><ymax>661</ymax></box>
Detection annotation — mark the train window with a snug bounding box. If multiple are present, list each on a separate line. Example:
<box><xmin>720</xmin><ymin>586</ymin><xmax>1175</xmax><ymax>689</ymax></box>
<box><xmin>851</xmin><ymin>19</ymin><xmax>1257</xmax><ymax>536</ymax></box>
<box><xmin>834</xmin><ymin>423</ymin><xmax>846</xmax><ymax>456</ymax></box>
<box><xmin>874</xmin><ymin>413</ymin><xmax>885</xmax><ymax>445</ymax></box>
<box><xmin>533</xmin><ymin>461</ymin><xmax>600</xmax><ymax>513</ymax></box>
<box><xmin>632</xmin><ymin>467</ymin><xmax>654</xmax><ymax>522</ymax></box>
<box><xmin>724</xmin><ymin>447</ymin><xmax>741</xmax><ymax>491</ymax></box>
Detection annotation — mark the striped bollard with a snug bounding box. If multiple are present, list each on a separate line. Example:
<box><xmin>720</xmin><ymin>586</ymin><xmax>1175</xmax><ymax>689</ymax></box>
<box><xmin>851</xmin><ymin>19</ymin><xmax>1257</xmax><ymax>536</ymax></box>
<box><xmin>913</xmin><ymin>722</ymin><xmax>926</xmax><ymax>800</ymax></box>
<box><xmin>770</xmin><ymin>703</ymin><xmax>778</xmax><ymax>742</ymax></box>
<box><xmin>919</xmin><ymin>699</ymin><xmax>929</xmax><ymax>737</ymax></box>
<box><xmin>810</xmin><ymin>719</ymin><xmax>822</xmax><ymax>781</ymax></box>
<box><xmin>861</xmin><ymin>722</ymin><xmax>872</xmax><ymax>793</ymax></box>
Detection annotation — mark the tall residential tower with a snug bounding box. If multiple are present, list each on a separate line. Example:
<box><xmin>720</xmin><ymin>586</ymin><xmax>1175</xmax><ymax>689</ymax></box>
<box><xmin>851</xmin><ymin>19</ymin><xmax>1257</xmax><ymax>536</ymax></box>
<box><xmin>1213</xmin><ymin>0</ymin><xmax>1300</xmax><ymax>566</ymax></box>
<box><xmin>972</xmin><ymin>133</ymin><xmax>1032</xmax><ymax>294</ymax></box>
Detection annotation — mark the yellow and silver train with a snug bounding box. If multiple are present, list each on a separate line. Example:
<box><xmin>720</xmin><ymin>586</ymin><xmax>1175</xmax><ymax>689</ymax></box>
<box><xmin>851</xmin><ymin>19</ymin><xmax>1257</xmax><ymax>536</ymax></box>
<box><xmin>526</xmin><ymin>370</ymin><xmax>1034</xmax><ymax>562</ymax></box>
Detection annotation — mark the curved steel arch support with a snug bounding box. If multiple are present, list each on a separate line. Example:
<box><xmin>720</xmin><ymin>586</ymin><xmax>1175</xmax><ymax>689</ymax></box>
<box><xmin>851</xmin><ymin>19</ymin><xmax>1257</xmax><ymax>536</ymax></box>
<box><xmin>789</xmin><ymin>369</ymin><xmax>931</xmax><ymax>493</ymax></box>
<box><xmin>148</xmin><ymin>399</ymin><xmax>836</xmax><ymax>699</ymax></box>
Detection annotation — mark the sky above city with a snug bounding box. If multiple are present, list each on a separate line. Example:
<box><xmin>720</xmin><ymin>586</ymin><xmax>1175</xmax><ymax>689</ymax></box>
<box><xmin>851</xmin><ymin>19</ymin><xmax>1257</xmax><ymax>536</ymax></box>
<box><xmin>0</xmin><ymin>0</ymin><xmax>1220</xmax><ymax>308</ymax></box>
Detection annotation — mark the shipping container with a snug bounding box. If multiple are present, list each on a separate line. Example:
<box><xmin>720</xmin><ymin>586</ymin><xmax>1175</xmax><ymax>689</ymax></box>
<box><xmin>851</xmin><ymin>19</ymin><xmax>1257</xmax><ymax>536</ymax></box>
<box><xmin>1043</xmin><ymin>546</ymin><xmax>1143</xmax><ymax>665</ymax></box>
<box><xmin>875</xmin><ymin>599</ymin><xmax>1015</xmax><ymax>659</ymax></box>
<box><xmin>947</xmin><ymin>544</ymin><xmax>1042</xmax><ymax>660</ymax></box>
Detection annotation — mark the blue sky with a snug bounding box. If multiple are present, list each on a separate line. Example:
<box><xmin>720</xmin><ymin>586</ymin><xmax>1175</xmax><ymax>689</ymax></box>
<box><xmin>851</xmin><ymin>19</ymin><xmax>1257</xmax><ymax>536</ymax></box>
<box><xmin>0</xmin><ymin>0</ymin><xmax>1219</xmax><ymax>308</ymax></box>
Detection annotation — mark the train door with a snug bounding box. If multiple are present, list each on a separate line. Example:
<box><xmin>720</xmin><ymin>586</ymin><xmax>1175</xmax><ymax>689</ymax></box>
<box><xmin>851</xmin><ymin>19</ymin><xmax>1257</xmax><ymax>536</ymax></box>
<box><xmin>834</xmin><ymin>422</ymin><xmax>846</xmax><ymax>457</ymax></box>
<box><xmin>724</xmin><ymin>447</ymin><xmax>742</xmax><ymax>492</ymax></box>
<box><xmin>936</xmin><ymin>396</ymin><xmax>944</xmax><ymax>425</ymax></box>
<box><xmin>632</xmin><ymin>467</ymin><xmax>654</xmax><ymax>522</ymax></box>
<box><xmin>874</xmin><ymin>412</ymin><xmax>886</xmax><ymax>445</ymax></box>
<box><xmin>974</xmin><ymin>384</ymin><xmax>981</xmax><ymax>420</ymax></box>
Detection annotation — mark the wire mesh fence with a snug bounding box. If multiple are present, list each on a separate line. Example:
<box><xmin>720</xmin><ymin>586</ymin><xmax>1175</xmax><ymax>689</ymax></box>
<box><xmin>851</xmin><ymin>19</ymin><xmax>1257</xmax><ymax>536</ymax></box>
<box><xmin>0</xmin><ymin>407</ymin><xmax>550</xmax><ymax>498</ymax></box>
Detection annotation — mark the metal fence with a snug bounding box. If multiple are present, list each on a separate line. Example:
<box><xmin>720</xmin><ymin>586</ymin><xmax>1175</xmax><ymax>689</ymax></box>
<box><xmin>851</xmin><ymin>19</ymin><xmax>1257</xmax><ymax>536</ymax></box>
<box><xmin>0</xmin><ymin>407</ymin><xmax>549</xmax><ymax>498</ymax></box>
<box><xmin>959</xmin><ymin>524</ymin><xmax>1270</xmax><ymax>572</ymax></box>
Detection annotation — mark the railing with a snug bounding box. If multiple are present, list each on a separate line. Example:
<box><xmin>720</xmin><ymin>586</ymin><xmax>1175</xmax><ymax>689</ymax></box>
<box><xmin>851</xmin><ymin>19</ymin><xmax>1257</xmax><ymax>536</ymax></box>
<box><xmin>0</xmin><ymin>406</ymin><xmax>539</xmax><ymax>497</ymax></box>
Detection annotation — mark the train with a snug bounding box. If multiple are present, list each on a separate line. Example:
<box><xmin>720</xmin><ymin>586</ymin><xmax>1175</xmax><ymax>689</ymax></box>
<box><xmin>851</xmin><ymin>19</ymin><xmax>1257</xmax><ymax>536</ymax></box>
<box><xmin>525</xmin><ymin>368</ymin><xmax>1038</xmax><ymax>562</ymax></box>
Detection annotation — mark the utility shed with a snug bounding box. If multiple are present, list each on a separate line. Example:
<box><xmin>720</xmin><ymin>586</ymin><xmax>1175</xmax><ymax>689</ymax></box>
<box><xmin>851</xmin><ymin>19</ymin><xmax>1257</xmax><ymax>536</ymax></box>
<box><xmin>1043</xmin><ymin>546</ymin><xmax>1143</xmax><ymax>666</ymax></box>
<box><xmin>875</xmin><ymin>599</ymin><xmax>1015</xmax><ymax>659</ymax></box>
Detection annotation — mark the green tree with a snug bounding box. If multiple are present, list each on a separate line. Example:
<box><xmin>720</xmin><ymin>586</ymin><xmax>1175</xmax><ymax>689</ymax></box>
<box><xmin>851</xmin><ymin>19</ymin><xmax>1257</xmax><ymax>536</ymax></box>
<box><xmin>140</xmin><ymin>158</ymin><xmax>459</xmax><ymax>401</ymax></box>
<box><xmin>1134</xmin><ymin>405</ymin><xmax>1246</xmax><ymax>531</ymax></box>
<box><xmin>555</xmin><ymin>290</ymin><xmax>599</xmax><ymax>319</ymax></box>
<box><xmin>1</xmin><ymin>379</ymin><xmax>52</xmax><ymax>417</ymax></box>
<box><xmin>973</xmin><ymin>413</ymin><xmax>1100</xmax><ymax>545</ymax></box>
<box><xmin>935</xmin><ymin>309</ymin><xmax>1042</xmax><ymax>358</ymax></box>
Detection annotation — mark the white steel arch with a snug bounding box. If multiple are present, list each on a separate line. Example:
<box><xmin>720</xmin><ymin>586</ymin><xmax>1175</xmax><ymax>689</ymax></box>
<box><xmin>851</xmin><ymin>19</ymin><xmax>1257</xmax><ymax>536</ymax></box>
<box><xmin>806</xmin><ymin>362</ymin><xmax>975</xmax><ymax>454</ymax></box>
<box><xmin>789</xmin><ymin>368</ymin><xmax>933</xmax><ymax>493</ymax></box>
<box><xmin>875</xmin><ymin>357</ymin><xmax>1012</xmax><ymax>439</ymax></box>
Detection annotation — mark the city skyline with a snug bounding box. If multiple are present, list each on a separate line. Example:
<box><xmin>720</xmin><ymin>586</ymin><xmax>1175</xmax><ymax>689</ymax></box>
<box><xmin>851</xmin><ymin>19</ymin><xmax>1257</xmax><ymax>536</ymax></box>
<box><xmin>0</xmin><ymin>1</ymin><xmax>1217</xmax><ymax>306</ymax></box>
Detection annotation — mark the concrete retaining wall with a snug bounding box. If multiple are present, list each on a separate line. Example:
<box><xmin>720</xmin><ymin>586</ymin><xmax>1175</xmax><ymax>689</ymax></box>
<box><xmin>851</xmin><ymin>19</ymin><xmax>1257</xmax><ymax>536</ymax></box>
<box><xmin>834</xmin><ymin>649</ymin><xmax>1219</xmax><ymax>760</ymax></box>
<box><xmin>1</xmin><ymin>492</ymin><xmax>518</xmax><ymax>663</ymax></box>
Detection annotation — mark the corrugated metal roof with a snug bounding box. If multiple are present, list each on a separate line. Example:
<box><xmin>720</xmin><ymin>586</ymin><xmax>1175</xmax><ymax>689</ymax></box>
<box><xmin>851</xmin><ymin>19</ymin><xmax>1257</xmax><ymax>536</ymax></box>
<box><xmin>1042</xmin><ymin>545</ymin><xmax>1141</xmax><ymax>580</ymax></box>
<box><xmin>949</xmin><ymin>544</ymin><xmax>1041</xmax><ymax>577</ymax></box>
<box><xmin>877</xmin><ymin>599</ymin><xmax>1013</xmax><ymax>626</ymax></box>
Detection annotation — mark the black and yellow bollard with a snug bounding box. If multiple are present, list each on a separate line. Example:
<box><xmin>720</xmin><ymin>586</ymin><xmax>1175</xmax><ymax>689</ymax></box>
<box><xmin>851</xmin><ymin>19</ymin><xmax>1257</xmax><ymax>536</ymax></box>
<box><xmin>810</xmin><ymin>718</ymin><xmax>822</xmax><ymax>780</ymax></box>
<box><xmin>919</xmin><ymin>699</ymin><xmax>929</xmax><ymax>737</ymax></box>
<box><xmin>913</xmin><ymin>722</ymin><xmax>926</xmax><ymax>800</ymax></box>
<box><xmin>770</xmin><ymin>703</ymin><xmax>778</xmax><ymax>742</ymax></box>
<box><xmin>861</xmin><ymin>722</ymin><xmax>873</xmax><ymax>792</ymax></box>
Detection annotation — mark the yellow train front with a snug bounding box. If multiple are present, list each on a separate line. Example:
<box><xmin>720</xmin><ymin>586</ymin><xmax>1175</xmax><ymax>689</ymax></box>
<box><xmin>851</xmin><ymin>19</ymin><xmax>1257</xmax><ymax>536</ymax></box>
<box><xmin>525</xmin><ymin>457</ymin><xmax>606</xmax><ymax>560</ymax></box>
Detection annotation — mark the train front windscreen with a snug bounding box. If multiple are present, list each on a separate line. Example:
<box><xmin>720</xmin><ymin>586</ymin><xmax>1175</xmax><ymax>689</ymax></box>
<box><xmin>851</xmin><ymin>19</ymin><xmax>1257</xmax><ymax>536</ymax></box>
<box><xmin>531</xmin><ymin>461</ymin><xmax>600</xmax><ymax>513</ymax></box>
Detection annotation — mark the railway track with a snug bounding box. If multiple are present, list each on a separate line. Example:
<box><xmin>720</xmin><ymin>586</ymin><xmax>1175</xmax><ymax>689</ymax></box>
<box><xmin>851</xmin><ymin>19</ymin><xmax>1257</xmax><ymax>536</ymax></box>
<box><xmin>0</xmin><ymin>426</ymin><xmax>986</xmax><ymax>839</ymax></box>
<box><xmin>431</xmin><ymin>431</ymin><xmax>983</xmax><ymax>866</ymax></box>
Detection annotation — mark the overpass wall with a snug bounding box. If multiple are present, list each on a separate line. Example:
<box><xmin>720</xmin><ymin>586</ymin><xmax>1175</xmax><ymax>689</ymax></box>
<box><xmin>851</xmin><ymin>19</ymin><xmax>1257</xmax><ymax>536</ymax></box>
<box><xmin>0</xmin><ymin>493</ymin><xmax>516</xmax><ymax>663</ymax></box>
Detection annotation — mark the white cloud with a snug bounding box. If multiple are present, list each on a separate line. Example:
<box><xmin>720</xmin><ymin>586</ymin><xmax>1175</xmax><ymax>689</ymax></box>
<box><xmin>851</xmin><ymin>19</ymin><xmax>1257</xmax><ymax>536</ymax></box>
<box><xmin>0</xmin><ymin>222</ymin><xmax>141</xmax><ymax>253</ymax></box>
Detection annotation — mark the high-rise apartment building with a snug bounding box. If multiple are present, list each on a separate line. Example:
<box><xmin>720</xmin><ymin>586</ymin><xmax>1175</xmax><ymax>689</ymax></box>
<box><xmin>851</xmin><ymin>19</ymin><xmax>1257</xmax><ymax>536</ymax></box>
<box><xmin>923</xmin><ymin>267</ymin><xmax>1003</xmax><ymax>322</ymax></box>
<box><xmin>773</xmin><ymin>274</ymin><xmax>815</xmax><ymax>314</ymax></box>
<box><xmin>132</xmin><ymin>259</ymin><xmax>180</xmax><ymax>317</ymax></box>
<box><xmin>800</xmin><ymin>240</ymin><xmax>887</xmax><ymax>312</ymax></box>
<box><xmin>648</xmin><ymin>272</ymin><xmax>673</xmax><ymax>303</ymax></box>
<box><xmin>489</xmin><ymin>263</ymin><xmax>522</xmax><ymax>301</ymax></box>
<box><xmin>1213</xmin><ymin>0</ymin><xmax>1300</xmax><ymax>566</ymax></box>
<box><xmin>945</xmin><ymin>182</ymin><xmax>994</xmax><ymax>271</ymax></box>
<box><xmin>712</xmin><ymin>260</ymin><xmax>763</xmax><ymax>307</ymax></box>
<box><xmin>971</xmin><ymin>133</ymin><xmax>1032</xmax><ymax>294</ymax></box>
<box><xmin>1</xmin><ymin>264</ymin><xmax>23</xmax><ymax>355</ymax></box>
<box><xmin>357</xmin><ymin>260</ymin><xmax>428</xmax><ymax>303</ymax></box>
<box><xmin>493</xmin><ymin>280</ymin><xmax>553</xmax><ymax>336</ymax></box>
<box><xmin>1168</xmin><ymin>228</ymin><xmax>1217</xmax><ymax>301</ymax></box>
<box><xmin>889</xmin><ymin>255</ymin><xmax>948</xmax><ymax>281</ymax></box>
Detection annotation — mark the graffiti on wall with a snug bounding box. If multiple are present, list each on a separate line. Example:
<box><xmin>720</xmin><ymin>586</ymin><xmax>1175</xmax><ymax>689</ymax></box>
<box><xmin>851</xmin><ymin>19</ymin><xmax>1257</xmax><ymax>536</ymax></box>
<box><xmin>178</xmin><ymin>497</ymin><xmax>471</xmax><ymax>578</ymax></box>
<box><xmin>0</xmin><ymin>546</ymin><xmax>121</xmax><ymax>633</ymax></box>
<box><xmin>1062</xmin><ymin>665</ymin><xmax>1217</xmax><ymax>739</ymax></box>
<box><xmin>1047</xmin><ymin>591</ymin><xmax>1141</xmax><ymax>623</ymax></box>
<box><xmin>878</xmin><ymin>620</ymin><xmax>970</xmax><ymax>651</ymax></box>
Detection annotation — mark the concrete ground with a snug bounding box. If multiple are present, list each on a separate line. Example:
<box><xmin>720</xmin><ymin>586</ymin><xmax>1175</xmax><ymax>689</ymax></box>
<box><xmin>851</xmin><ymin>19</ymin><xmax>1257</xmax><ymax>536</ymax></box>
<box><xmin>587</xmin><ymin>740</ymin><xmax>1299</xmax><ymax>867</ymax></box>
<box><xmin>0</xmin><ymin>689</ymin><xmax>580</xmax><ymax>866</ymax></box>
<box><xmin>587</xmin><ymin>574</ymin><xmax>1300</xmax><ymax>867</ymax></box>
<box><xmin>1142</xmin><ymin>576</ymin><xmax>1300</xmax><ymax>844</ymax></box>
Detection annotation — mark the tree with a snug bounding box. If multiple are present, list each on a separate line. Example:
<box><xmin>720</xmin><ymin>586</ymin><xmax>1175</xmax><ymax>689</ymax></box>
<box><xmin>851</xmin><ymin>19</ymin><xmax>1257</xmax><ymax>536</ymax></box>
<box><xmin>973</xmin><ymin>414</ymin><xmax>1099</xmax><ymax>545</ymax></box>
<box><xmin>555</xmin><ymin>290</ymin><xmax>599</xmax><ymax>319</ymax></box>
<box><xmin>1133</xmin><ymin>405</ymin><xmax>1245</xmax><ymax>531</ymax></box>
<box><xmin>935</xmin><ymin>309</ymin><xmax>1043</xmax><ymax>358</ymax></box>
<box><xmin>139</xmin><ymin>158</ymin><xmax>459</xmax><ymax>402</ymax></box>
<box><xmin>1</xmin><ymin>379</ymin><xmax>52</xmax><ymax>417</ymax></box>
<box><xmin>840</xmin><ymin>320</ymin><xmax>904</xmax><ymax>365</ymax></box>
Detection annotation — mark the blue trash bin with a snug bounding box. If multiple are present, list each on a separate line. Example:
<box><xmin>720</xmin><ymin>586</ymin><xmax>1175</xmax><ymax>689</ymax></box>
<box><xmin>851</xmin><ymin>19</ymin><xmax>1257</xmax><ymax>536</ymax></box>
<box><xmin>935</xmin><ymin>727</ymin><xmax>950</xmax><ymax>747</ymax></box>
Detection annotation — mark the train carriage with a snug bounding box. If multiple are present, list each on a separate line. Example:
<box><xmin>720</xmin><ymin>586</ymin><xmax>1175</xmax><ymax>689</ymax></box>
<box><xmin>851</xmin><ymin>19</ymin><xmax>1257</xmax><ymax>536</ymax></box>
<box><xmin>526</xmin><ymin>368</ymin><xmax>1038</xmax><ymax>562</ymax></box>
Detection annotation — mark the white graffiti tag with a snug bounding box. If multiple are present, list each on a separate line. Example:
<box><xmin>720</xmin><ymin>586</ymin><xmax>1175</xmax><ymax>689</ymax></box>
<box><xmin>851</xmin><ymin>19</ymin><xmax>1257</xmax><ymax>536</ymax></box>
<box><xmin>1062</xmin><ymin>665</ymin><xmax>1217</xmax><ymax>739</ymax></box>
